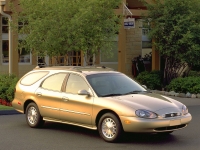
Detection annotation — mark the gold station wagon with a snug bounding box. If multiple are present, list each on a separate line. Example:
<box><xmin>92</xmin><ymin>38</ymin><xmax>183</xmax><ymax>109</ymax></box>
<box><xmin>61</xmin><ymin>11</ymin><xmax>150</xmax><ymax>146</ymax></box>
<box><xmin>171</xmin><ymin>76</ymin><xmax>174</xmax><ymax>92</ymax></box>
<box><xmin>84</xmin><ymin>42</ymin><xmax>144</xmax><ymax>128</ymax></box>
<box><xmin>12</xmin><ymin>66</ymin><xmax>192</xmax><ymax>142</ymax></box>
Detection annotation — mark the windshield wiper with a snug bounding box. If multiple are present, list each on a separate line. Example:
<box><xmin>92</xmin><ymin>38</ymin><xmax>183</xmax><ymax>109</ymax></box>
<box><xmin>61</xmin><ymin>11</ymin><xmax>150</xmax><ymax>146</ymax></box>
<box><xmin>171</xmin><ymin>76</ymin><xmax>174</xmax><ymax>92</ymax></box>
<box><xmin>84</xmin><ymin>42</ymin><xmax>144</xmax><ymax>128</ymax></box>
<box><xmin>101</xmin><ymin>93</ymin><xmax>122</xmax><ymax>97</ymax></box>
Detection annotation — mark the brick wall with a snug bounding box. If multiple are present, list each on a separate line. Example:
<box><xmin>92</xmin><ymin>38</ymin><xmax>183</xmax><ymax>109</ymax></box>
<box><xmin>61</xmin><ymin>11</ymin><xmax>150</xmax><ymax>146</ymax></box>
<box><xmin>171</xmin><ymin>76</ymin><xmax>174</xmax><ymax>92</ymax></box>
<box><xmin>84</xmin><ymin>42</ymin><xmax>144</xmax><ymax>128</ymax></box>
<box><xmin>125</xmin><ymin>19</ymin><xmax>142</xmax><ymax>77</ymax></box>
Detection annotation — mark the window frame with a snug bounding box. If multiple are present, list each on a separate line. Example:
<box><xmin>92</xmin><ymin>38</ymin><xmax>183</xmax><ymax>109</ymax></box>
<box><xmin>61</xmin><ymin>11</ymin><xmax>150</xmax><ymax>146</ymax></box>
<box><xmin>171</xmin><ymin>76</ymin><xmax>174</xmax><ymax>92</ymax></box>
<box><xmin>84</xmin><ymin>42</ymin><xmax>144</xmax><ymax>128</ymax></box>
<box><xmin>2</xmin><ymin>16</ymin><xmax>8</xmax><ymax>34</ymax></box>
<box><xmin>18</xmin><ymin>18</ymin><xmax>31</xmax><ymax>65</ymax></box>
<box><xmin>1</xmin><ymin>16</ymin><xmax>32</xmax><ymax>65</ymax></box>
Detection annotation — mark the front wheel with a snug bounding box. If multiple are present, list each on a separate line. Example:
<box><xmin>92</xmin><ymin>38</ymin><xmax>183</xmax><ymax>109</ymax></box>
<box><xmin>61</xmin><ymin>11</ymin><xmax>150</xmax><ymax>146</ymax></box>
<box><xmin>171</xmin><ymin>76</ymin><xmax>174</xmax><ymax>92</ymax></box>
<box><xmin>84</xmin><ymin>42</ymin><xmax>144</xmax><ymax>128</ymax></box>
<box><xmin>98</xmin><ymin>113</ymin><xmax>123</xmax><ymax>142</ymax></box>
<box><xmin>26</xmin><ymin>102</ymin><xmax>44</xmax><ymax>128</ymax></box>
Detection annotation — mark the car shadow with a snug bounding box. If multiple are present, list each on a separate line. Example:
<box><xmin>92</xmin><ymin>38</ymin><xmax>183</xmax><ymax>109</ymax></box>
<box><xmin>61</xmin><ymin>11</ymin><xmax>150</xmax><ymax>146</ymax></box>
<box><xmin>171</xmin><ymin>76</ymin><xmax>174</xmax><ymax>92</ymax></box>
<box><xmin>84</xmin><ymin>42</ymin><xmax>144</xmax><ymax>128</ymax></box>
<box><xmin>42</xmin><ymin>121</ymin><xmax>100</xmax><ymax>138</ymax></box>
<box><xmin>121</xmin><ymin>132</ymin><xmax>178</xmax><ymax>144</ymax></box>
<box><xmin>42</xmin><ymin>121</ymin><xmax>179</xmax><ymax>144</ymax></box>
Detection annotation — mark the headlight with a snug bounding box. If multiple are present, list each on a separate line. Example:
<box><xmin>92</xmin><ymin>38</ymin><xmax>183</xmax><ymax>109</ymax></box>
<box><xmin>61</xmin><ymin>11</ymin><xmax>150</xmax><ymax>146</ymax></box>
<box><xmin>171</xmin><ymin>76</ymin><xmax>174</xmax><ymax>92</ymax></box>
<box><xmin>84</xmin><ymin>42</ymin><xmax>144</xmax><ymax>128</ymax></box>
<box><xmin>135</xmin><ymin>109</ymin><xmax>158</xmax><ymax>119</ymax></box>
<box><xmin>182</xmin><ymin>105</ymin><xmax>188</xmax><ymax>115</ymax></box>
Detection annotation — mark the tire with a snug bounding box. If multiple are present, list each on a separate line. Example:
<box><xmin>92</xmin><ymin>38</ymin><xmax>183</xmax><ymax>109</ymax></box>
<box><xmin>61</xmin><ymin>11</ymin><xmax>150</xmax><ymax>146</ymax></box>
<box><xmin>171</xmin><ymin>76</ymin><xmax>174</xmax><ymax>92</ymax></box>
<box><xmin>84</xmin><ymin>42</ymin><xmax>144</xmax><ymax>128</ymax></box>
<box><xmin>98</xmin><ymin>113</ymin><xmax>123</xmax><ymax>142</ymax></box>
<box><xmin>26</xmin><ymin>102</ymin><xmax>44</xmax><ymax>128</ymax></box>
<box><xmin>158</xmin><ymin>131</ymin><xmax>173</xmax><ymax>135</ymax></box>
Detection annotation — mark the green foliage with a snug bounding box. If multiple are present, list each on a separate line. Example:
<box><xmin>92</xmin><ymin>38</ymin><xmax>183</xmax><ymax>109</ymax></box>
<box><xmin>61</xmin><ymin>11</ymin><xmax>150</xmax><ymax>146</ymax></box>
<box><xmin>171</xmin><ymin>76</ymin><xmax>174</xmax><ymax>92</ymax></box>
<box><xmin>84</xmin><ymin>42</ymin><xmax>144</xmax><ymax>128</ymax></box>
<box><xmin>166</xmin><ymin>77</ymin><xmax>200</xmax><ymax>94</ymax></box>
<box><xmin>141</xmin><ymin>0</ymin><xmax>200</xmax><ymax>67</ymax></box>
<box><xmin>0</xmin><ymin>74</ymin><xmax>19</xmax><ymax>102</ymax></box>
<box><xmin>136</xmin><ymin>70</ymin><xmax>162</xmax><ymax>90</ymax></box>
<box><xmin>188</xmin><ymin>71</ymin><xmax>200</xmax><ymax>77</ymax></box>
<box><xmin>11</xmin><ymin>0</ymin><xmax>122</xmax><ymax>63</ymax></box>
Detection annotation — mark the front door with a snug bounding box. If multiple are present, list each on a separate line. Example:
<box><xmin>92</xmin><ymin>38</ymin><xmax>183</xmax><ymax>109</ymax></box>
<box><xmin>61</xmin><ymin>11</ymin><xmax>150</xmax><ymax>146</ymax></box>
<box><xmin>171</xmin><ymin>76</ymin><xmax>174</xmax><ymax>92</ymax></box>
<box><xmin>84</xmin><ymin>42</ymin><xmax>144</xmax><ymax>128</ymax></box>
<box><xmin>59</xmin><ymin>73</ymin><xmax>93</xmax><ymax>125</ymax></box>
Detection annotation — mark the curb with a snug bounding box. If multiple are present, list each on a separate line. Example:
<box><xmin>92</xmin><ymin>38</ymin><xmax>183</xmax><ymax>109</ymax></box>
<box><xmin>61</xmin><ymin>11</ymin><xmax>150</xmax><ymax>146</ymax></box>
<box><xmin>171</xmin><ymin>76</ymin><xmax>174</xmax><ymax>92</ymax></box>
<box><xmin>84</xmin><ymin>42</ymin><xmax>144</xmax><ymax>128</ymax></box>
<box><xmin>0</xmin><ymin>110</ymin><xmax>21</xmax><ymax>116</ymax></box>
<box><xmin>150</xmin><ymin>90</ymin><xmax>200</xmax><ymax>99</ymax></box>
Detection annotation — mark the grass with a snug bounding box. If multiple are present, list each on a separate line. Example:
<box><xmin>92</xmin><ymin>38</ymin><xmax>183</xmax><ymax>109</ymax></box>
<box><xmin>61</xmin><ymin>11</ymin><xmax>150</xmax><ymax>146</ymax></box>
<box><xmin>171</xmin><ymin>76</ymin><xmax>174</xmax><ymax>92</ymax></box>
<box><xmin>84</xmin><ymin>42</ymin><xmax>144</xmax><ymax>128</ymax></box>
<box><xmin>0</xmin><ymin>104</ymin><xmax>14</xmax><ymax>110</ymax></box>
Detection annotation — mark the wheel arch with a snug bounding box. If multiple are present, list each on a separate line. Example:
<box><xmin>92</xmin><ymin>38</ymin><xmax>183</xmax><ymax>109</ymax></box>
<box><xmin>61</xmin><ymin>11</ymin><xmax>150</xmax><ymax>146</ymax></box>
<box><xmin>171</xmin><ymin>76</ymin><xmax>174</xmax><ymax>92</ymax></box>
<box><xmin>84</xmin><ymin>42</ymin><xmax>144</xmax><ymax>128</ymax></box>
<box><xmin>23</xmin><ymin>99</ymin><xmax>36</xmax><ymax>114</ymax></box>
<box><xmin>95</xmin><ymin>109</ymin><xmax>124</xmax><ymax>131</ymax></box>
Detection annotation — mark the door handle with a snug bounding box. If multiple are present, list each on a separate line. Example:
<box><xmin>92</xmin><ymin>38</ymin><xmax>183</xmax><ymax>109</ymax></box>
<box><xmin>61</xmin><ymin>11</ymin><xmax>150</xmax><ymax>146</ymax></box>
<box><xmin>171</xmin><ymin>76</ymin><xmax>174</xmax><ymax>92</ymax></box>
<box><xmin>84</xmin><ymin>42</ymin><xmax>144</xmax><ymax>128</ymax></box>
<box><xmin>36</xmin><ymin>92</ymin><xmax>42</xmax><ymax>96</ymax></box>
<box><xmin>62</xmin><ymin>97</ymin><xmax>69</xmax><ymax>101</ymax></box>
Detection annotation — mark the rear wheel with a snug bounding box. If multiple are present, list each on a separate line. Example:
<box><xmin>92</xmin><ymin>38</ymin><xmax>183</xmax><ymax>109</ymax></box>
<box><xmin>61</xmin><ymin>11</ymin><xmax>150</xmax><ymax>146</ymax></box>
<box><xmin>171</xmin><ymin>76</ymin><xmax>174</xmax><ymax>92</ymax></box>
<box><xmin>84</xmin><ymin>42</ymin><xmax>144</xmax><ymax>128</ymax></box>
<box><xmin>98</xmin><ymin>113</ymin><xmax>123</xmax><ymax>142</ymax></box>
<box><xmin>26</xmin><ymin>102</ymin><xmax>44</xmax><ymax>128</ymax></box>
<box><xmin>158</xmin><ymin>131</ymin><xmax>173</xmax><ymax>135</ymax></box>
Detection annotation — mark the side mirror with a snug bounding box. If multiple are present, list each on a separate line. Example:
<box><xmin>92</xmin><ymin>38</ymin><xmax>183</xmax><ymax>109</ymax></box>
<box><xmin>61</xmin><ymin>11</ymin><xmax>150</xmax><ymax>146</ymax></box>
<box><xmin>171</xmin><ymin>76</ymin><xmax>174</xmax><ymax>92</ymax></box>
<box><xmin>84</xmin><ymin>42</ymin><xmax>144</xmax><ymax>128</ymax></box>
<box><xmin>78</xmin><ymin>90</ymin><xmax>90</xmax><ymax>96</ymax></box>
<box><xmin>142</xmin><ymin>85</ymin><xmax>147</xmax><ymax>89</ymax></box>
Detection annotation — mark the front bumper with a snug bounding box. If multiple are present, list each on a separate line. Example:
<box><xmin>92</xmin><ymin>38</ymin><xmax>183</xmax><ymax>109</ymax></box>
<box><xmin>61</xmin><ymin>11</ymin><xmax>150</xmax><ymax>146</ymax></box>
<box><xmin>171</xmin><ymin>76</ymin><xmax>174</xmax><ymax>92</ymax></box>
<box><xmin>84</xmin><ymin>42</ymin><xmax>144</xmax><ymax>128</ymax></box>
<box><xmin>120</xmin><ymin>113</ymin><xmax>192</xmax><ymax>133</ymax></box>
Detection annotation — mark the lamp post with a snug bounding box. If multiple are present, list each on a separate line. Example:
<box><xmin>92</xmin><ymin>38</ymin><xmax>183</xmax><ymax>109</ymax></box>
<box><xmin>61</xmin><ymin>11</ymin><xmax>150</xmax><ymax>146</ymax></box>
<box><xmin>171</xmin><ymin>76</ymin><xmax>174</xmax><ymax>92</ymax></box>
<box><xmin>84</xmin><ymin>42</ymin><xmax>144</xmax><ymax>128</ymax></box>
<box><xmin>0</xmin><ymin>0</ymin><xmax>13</xmax><ymax>74</ymax></box>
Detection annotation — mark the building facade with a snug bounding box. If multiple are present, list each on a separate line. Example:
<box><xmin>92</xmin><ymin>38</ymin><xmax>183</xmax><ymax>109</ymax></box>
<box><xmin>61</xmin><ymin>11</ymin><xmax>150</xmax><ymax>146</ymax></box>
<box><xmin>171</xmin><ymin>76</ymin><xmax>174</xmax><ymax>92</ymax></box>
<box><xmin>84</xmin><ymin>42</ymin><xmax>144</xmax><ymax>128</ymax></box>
<box><xmin>0</xmin><ymin>0</ymin><xmax>159</xmax><ymax>78</ymax></box>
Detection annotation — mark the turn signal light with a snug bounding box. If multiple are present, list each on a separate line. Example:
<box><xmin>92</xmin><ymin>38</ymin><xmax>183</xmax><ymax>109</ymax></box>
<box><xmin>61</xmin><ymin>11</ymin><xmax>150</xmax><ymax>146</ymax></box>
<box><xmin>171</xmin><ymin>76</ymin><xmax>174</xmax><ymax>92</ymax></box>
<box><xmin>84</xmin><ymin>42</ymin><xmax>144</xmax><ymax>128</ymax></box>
<box><xmin>124</xmin><ymin>120</ymin><xmax>131</xmax><ymax>124</ymax></box>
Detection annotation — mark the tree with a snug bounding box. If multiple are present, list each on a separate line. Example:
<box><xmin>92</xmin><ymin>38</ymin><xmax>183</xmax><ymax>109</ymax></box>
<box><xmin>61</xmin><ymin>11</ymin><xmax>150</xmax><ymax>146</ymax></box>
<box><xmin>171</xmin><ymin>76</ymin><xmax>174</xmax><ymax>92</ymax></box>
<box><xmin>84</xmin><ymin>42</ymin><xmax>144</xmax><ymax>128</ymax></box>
<box><xmin>11</xmin><ymin>0</ymin><xmax>121</xmax><ymax>65</ymax></box>
<box><xmin>141</xmin><ymin>0</ymin><xmax>200</xmax><ymax>85</ymax></box>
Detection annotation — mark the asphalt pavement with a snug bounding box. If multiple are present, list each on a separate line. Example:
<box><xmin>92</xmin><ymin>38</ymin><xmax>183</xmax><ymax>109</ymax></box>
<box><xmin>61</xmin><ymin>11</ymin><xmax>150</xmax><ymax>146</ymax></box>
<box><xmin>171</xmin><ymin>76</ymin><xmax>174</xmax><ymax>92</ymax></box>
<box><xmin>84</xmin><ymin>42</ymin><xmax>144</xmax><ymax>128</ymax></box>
<box><xmin>0</xmin><ymin>109</ymin><xmax>21</xmax><ymax>115</ymax></box>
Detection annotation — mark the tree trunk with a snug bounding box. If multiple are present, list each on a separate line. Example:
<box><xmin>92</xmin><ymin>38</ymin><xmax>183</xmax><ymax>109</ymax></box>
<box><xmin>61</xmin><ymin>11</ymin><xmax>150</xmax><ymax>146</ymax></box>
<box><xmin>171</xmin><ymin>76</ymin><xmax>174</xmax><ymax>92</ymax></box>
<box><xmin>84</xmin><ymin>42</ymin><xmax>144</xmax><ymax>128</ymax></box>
<box><xmin>163</xmin><ymin>57</ymin><xmax>191</xmax><ymax>86</ymax></box>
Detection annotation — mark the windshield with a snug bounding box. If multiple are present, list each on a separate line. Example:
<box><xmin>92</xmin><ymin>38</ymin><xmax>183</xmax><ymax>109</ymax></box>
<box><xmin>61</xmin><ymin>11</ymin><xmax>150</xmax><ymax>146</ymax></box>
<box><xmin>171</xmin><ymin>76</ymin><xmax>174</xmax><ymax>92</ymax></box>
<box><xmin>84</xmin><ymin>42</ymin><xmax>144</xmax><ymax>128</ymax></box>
<box><xmin>86</xmin><ymin>73</ymin><xmax>147</xmax><ymax>97</ymax></box>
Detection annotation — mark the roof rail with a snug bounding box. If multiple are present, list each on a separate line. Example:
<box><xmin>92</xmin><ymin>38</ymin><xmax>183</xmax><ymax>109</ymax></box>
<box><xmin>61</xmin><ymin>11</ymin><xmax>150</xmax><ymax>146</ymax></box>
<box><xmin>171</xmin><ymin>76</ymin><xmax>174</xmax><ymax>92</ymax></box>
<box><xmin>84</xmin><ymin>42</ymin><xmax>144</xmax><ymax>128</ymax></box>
<box><xmin>33</xmin><ymin>65</ymin><xmax>114</xmax><ymax>71</ymax></box>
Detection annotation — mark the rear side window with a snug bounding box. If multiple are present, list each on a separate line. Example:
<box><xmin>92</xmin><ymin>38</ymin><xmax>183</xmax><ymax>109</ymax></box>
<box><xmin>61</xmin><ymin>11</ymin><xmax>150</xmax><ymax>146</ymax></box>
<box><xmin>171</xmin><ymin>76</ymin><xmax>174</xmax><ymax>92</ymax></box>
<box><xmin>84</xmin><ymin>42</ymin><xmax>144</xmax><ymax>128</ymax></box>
<box><xmin>20</xmin><ymin>71</ymin><xmax>49</xmax><ymax>86</ymax></box>
<box><xmin>41</xmin><ymin>73</ymin><xmax>67</xmax><ymax>91</ymax></box>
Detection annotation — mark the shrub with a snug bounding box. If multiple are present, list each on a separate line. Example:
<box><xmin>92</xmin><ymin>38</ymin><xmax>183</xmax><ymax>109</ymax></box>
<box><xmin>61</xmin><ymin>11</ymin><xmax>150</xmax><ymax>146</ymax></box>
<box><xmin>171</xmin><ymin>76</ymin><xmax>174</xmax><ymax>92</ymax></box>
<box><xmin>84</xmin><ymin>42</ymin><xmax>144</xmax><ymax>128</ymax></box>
<box><xmin>0</xmin><ymin>74</ymin><xmax>19</xmax><ymax>102</ymax></box>
<box><xmin>191</xmin><ymin>84</ymin><xmax>200</xmax><ymax>94</ymax></box>
<box><xmin>136</xmin><ymin>70</ymin><xmax>162</xmax><ymax>90</ymax></box>
<box><xmin>188</xmin><ymin>71</ymin><xmax>200</xmax><ymax>77</ymax></box>
<box><xmin>166</xmin><ymin>77</ymin><xmax>200</xmax><ymax>93</ymax></box>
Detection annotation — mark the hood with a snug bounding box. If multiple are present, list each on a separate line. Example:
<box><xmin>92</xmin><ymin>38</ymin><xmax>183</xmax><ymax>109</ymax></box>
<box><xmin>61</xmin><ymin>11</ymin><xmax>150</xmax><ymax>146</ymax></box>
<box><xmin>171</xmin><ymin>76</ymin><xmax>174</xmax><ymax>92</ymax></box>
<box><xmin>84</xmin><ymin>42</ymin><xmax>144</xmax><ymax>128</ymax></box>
<box><xmin>113</xmin><ymin>93</ymin><xmax>181</xmax><ymax>112</ymax></box>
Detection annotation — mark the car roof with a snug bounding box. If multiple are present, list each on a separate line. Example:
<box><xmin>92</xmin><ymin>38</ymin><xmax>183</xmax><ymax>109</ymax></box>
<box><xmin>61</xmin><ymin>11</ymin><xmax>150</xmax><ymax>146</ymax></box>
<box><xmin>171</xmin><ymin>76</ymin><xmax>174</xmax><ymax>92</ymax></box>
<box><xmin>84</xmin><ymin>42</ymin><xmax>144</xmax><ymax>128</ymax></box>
<box><xmin>33</xmin><ymin>65</ymin><xmax>117</xmax><ymax>75</ymax></box>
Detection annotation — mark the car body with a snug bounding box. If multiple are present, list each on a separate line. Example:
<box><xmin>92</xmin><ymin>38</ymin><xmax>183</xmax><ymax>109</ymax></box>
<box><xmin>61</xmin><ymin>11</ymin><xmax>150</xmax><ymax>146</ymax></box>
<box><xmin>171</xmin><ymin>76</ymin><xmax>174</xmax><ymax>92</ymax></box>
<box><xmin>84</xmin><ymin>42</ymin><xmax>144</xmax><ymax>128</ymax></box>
<box><xmin>12</xmin><ymin>66</ymin><xmax>192</xmax><ymax>142</ymax></box>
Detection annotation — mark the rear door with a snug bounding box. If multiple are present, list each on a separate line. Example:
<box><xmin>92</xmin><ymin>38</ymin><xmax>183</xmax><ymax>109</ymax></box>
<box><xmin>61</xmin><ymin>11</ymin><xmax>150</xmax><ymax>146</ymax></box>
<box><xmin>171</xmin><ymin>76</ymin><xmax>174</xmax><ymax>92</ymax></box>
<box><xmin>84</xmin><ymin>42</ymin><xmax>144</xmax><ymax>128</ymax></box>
<box><xmin>35</xmin><ymin>73</ymin><xmax>68</xmax><ymax>119</ymax></box>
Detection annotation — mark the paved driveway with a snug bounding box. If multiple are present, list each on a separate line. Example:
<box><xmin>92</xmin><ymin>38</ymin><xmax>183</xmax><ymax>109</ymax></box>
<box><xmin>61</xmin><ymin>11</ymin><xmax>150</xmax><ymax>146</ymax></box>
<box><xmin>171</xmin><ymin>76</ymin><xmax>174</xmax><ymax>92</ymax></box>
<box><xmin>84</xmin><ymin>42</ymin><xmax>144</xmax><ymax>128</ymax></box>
<box><xmin>0</xmin><ymin>96</ymin><xmax>200</xmax><ymax>150</ymax></box>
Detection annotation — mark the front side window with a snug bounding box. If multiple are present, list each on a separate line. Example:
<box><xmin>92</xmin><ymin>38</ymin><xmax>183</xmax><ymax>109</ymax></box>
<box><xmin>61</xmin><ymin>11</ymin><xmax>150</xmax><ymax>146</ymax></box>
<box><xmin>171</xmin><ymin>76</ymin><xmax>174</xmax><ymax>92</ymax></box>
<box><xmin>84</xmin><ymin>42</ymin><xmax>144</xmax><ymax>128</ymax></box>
<box><xmin>41</xmin><ymin>73</ymin><xmax>67</xmax><ymax>91</ymax></box>
<box><xmin>66</xmin><ymin>74</ymin><xmax>89</xmax><ymax>94</ymax></box>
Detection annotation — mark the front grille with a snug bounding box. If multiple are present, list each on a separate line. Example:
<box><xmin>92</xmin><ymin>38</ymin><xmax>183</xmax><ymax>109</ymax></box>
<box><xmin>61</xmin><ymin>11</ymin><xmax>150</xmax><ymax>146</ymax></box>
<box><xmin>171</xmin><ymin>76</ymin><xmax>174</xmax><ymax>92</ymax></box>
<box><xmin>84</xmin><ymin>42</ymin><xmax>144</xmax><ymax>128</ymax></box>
<box><xmin>154</xmin><ymin>124</ymin><xmax>187</xmax><ymax>131</ymax></box>
<box><xmin>164</xmin><ymin>112</ymin><xmax>181</xmax><ymax>118</ymax></box>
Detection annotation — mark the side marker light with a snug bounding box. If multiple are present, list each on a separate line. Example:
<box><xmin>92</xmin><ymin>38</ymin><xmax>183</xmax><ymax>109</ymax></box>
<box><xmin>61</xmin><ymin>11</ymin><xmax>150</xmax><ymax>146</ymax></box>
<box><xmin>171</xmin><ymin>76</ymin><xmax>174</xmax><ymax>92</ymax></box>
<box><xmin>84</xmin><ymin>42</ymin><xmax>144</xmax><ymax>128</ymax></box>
<box><xmin>124</xmin><ymin>120</ymin><xmax>131</xmax><ymax>124</ymax></box>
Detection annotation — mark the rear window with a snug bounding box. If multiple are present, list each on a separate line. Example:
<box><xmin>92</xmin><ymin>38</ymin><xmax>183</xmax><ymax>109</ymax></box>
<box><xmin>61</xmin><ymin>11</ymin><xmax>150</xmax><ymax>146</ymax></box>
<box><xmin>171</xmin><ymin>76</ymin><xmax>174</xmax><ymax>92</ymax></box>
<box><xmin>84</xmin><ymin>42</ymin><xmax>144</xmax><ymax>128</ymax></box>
<box><xmin>20</xmin><ymin>71</ymin><xmax>49</xmax><ymax>86</ymax></box>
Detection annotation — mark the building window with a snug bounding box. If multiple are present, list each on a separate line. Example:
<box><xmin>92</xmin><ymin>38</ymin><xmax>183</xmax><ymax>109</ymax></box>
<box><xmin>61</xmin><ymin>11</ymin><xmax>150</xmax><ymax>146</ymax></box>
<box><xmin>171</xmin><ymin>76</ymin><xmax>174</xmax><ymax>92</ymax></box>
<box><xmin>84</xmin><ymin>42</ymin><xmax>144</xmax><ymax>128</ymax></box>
<box><xmin>2</xmin><ymin>40</ymin><xmax>9</xmax><ymax>63</ymax></box>
<box><xmin>18</xmin><ymin>18</ymin><xmax>31</xmax><ymax>64</ymax></box>
<box><xmin>2</xmin><ymin>17</ymin><xmax>8</xmax><ymax>33</ymax></box>
<box><xmin>142</xmin><ymin>41</ymin><xmax>152</xmax><ymax>48</ymax></box>
<box><xmin>142</xmin><ymin>28</ymin><xmax>149</xmax><ymax>36</ymax></box>
<box><xmin>18</xmin><ymin>18</ymin><xmax>28</xmax><ymax>34</ymax></box>
<box><xmin>48</xmin><ymin>51</ymin><xmax>81</xmax><ymax>66</ymax></box>
<box><xmin>37</xmin><ymin>56</ymin><xmax>46</xmax><ymax>66</ymax></box>
<box><xmin>18</xmin><ymin>40</ymin><xmax>31</xmax><ymax>63</ymax></box>
<box><xmin>101</xmin><ymin>41</ymin><xmax>118</xmax><ymax>63</ymax></box>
